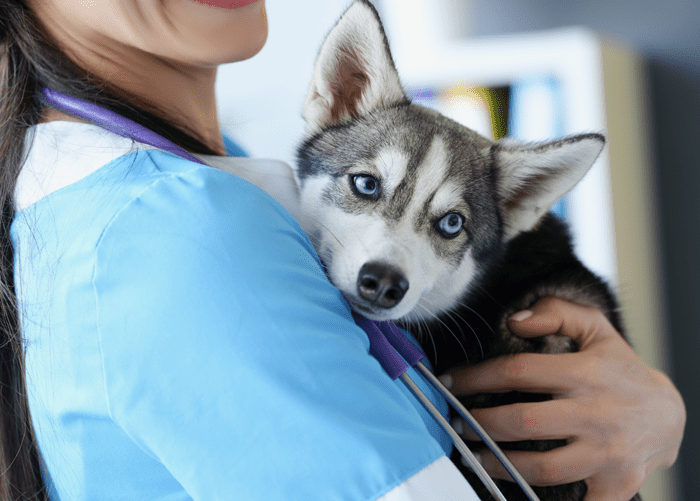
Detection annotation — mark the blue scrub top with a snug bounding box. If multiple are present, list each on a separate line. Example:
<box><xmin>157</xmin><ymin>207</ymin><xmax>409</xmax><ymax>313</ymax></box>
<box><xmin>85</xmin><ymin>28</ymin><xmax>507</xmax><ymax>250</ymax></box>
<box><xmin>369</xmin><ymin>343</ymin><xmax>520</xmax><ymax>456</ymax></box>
<box><xmin>12</xmin><ymin>134</ymin><xmax>456</xmax><ymax>500</ymax></box>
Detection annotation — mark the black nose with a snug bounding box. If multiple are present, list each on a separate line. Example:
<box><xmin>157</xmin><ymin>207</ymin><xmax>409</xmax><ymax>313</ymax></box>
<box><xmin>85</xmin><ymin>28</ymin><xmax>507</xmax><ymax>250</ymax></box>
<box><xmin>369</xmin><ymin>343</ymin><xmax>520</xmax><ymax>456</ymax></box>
<box><xmin>357</xmin><ymin>262</ymin><xmax>409</xmax><ymax>309</ymax></box>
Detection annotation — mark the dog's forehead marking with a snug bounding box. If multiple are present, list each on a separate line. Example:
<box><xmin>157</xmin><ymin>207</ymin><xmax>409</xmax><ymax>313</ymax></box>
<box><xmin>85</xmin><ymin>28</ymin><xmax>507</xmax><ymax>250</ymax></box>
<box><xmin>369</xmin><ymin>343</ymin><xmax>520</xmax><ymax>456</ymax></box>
<box><xmin>405</xmin><ymin>136</ymin><xmax>451</xmax><ymax>218</ymax></box>
<box><xmin>375</xmin><ymin>148</ymin><xmax>410</xmax><ymax>194</ymax></box>
<box><xmin>430</xmin><ymin>182</ymin><xmax>468</xmax><ymax>218</ymax></box>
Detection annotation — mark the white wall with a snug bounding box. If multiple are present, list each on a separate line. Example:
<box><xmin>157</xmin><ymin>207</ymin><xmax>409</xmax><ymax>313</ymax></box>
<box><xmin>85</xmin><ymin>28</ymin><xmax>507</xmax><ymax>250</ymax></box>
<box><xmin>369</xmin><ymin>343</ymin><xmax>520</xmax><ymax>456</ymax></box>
<box><xmin>215</xmin><ymin>0</ymin><xmax>351</xmax><ymax>166</ymax></box>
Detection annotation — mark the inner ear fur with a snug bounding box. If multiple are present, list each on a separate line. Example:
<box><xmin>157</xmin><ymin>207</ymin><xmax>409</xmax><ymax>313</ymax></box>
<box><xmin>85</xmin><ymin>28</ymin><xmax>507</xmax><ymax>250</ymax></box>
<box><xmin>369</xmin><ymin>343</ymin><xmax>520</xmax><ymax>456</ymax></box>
<box><xmin>328</xmin><ymin>46</ymin><xmax>370</xmax><ymax>123</ymax></box>
<box><xmin>492</xmin><ymin>133</ymin><xmax>606</xmax><ymax>240</ymax></box>
<box><xmin>302</xmin><ymin>0</ymin><xmax>407</xmax><ymax>135</ymax></box>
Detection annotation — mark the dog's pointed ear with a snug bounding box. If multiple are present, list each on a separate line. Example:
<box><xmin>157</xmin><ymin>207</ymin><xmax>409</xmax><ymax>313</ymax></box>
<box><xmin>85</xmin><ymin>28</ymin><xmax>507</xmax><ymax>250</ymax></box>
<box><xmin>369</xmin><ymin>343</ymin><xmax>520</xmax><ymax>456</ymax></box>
<box><xmin>302</xmin><ymin>0</ymin><xmax>407</xmax><ymax>135</ymax></box>
<box><xmin>492</xmin><ymin>133</ymin><xmax>605</xmax><ymax>240</ymax></box>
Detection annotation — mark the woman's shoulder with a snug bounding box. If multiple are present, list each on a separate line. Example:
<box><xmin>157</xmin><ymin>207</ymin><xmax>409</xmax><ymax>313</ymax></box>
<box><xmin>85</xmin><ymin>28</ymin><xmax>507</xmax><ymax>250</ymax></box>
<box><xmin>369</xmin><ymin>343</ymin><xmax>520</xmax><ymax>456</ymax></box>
<box><xmin>17</xmin><ymin>121</ymin><xmax>303</xmax><ymax>241</ymax></box>
<box><xmin>87</xmin><ymin>139</ymin><xmax>325</xmax><ymax>316</ymax></box>
<box><xmin>98</xmin><ymin>147</ymin><xmax>307</xmax><ymax>258</ymax></box>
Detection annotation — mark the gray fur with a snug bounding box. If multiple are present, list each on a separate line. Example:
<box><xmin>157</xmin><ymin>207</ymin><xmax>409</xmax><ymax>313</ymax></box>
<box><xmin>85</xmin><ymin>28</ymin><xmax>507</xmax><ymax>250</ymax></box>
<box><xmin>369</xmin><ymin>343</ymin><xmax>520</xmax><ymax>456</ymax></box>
<box><xmin>295</xmin><ymin>0</ymin><xmax>604</xmax><ymax>323</ymax></box>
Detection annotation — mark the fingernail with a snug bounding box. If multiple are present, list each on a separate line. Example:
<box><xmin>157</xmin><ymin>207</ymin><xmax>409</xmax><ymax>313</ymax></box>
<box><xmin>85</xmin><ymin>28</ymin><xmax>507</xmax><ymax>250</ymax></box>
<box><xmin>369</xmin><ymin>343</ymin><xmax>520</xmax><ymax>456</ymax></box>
<box><xmin>452</xmin><ymin>418</ymin><xmax>464</xmax><ymax>434</ymax></box>
<box><xmin>510</xmin><ymin>309</ymin><xmax>533</xmax><ymax>322</ymax></box>
<box><xmin>438</xmin><ymin>374</ymin><xmax>453</xmax><ymax>389</ymax></box>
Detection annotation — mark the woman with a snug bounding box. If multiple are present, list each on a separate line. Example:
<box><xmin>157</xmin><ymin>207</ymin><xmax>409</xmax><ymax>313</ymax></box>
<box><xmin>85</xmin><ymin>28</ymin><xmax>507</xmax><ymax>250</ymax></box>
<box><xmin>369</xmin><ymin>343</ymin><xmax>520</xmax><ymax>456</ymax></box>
<box><xmin>0</xmin><ymin>0</ymin><xmax>685</xmax><ymax>500</ymax></box>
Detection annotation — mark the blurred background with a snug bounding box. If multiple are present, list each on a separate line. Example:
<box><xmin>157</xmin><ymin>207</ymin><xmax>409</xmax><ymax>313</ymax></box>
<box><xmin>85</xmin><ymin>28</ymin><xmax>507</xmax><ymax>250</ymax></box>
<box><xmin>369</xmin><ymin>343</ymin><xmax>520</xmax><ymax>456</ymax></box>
<box><xmin>215</xmin><ymin>1</ymin><xmax>698</xmax><ymax>499</ymax></box>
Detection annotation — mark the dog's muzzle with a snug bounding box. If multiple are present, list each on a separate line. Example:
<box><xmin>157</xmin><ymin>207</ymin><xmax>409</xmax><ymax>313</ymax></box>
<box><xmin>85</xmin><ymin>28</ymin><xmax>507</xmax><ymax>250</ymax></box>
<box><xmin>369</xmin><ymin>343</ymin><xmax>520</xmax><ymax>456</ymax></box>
<box><xmin>357</xmin><ymin>262</ymin><xmax>409</xmax><ymax>309</ymax></box>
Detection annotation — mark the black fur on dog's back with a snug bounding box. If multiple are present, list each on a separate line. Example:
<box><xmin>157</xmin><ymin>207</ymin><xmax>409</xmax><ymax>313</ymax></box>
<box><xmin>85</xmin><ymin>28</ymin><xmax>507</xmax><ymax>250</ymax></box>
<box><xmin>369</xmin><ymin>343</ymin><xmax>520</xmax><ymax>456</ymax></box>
<box><xmin>414</xmin><ymin>213</ymin><xmax>641</xmax><ymax>501</ymax></box>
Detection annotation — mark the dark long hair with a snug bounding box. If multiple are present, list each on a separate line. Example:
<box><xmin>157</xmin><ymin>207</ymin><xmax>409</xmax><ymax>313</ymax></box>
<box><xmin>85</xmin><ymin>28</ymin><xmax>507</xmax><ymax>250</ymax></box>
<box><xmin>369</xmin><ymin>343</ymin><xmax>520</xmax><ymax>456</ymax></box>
<box><xmin>1</xmin><ymin>2</ymin><xmax>220</xmax><ymax>498</ymax></box>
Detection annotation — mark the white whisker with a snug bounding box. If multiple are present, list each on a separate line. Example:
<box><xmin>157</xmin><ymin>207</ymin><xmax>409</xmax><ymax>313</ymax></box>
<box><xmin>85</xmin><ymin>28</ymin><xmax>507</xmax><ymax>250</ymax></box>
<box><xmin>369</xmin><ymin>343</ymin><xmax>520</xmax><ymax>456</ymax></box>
<box><xmin>448</xmin><ymin>296</ymin><xmax>496</xmax><ymax>336</ymax></box>
<box><xmin>410</xmin><ymin>300</ymin><xmax>471</xmax><ymax>366</ymax></box>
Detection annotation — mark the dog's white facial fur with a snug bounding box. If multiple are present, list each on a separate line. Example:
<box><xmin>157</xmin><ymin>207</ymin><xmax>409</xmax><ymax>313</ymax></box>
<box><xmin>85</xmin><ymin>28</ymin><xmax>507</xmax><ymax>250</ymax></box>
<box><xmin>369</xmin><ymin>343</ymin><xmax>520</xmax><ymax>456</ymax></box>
<box><xmin>299</xmin><ymin>138</ymin><xmax>480</xmax><ymax>321</ymax></box>
<box><xmin>296</xmin><ymin>0</ymin><xmax>605</xmax><ymax>322</ymax></box>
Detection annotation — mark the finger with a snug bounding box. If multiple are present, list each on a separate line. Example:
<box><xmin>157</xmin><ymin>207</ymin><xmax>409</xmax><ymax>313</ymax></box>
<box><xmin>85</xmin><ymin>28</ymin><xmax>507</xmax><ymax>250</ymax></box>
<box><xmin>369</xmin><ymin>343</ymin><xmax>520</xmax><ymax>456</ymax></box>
<box><xmin>507</xmin><ymin>297</ymin><xmax>617</xmax><ymax>348</ymax></box>
<box><xmin>451</xmin><ymin>415</ymin><xmax>481</xmax><ymax>441</ymax></box>
<box><xmin>460</xmin><ymin>399</ymin><xmax>580</xmax><ymax>442</ymax></box>
<box><xmin>583</xmin><ymin>469</ymin><xmax>646</xmax><ymax>501</ymax></box>
<box><xmin>446</xmin><ymin>352</ymin><xmax>583</xmax><ymax>395</ymax></box>
<box><xmin>477</xmin><ymin>441</ymin><xmax>601</xmax><ymax>486</ymax></box>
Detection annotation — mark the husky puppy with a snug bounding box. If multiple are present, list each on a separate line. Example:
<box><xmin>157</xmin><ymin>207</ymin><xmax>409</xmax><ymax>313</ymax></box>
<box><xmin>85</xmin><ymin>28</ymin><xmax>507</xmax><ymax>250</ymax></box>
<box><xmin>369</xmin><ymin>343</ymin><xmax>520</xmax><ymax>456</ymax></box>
<box><xmin>295</xmin><ymin>1</ymin><xmax>640</xmax><ymax>500</ymax></box>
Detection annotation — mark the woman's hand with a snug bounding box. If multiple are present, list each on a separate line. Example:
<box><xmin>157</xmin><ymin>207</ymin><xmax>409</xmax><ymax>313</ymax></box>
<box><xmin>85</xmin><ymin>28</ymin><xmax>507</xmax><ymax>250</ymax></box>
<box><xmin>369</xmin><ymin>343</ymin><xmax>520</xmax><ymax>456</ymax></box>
<box><xmin>442</xmin><ymin>296</ymin><xmax>686</xmax><ymax>501</ymax></box>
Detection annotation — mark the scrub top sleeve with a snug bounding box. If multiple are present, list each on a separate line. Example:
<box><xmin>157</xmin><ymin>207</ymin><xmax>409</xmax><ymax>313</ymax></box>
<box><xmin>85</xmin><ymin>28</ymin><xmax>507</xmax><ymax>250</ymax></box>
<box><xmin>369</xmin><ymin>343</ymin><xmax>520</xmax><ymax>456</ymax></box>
<box><xmin>92</xmin><ymin>164</ymin><xmax>448</xmax><ymax>501</ymax></box>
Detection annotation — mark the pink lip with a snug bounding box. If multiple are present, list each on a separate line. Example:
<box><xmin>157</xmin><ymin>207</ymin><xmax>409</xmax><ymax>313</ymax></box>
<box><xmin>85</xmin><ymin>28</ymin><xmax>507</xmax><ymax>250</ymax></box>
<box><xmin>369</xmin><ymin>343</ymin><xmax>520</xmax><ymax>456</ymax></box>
<box><xmin>193</xmin><ymin>0</ymin><xmax>259</xmax><ymax>9</ymax></box>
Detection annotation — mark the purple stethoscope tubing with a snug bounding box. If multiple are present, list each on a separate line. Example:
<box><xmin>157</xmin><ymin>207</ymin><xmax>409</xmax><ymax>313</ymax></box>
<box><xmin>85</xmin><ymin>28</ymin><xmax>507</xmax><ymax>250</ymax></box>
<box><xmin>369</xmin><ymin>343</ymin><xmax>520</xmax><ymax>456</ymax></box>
<box><xmin>41</xmin><ymin>87</ymin><xmax>207</xmax><ymax>165</ymax></box>
<box><xmin>356</xmin><ymin>316</ymin><xmax>540</xmax><ymax>501</ymax></box>
<box><xmin>41</xmin><ymin>87</ymin><xmax>538</xmax><ymax>501</ymax></box>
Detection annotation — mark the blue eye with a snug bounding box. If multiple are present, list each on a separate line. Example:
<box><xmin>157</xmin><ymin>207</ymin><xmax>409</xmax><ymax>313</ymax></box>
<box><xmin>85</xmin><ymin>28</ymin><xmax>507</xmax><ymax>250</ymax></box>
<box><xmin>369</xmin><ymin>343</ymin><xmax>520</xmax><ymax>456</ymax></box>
<box><xmin>352</xmin><ymin>175</ymin><xmax>379</xmax><ymax>197</ymax></box>
<box><xmin>438</xmin><ymin>213</ymin><xmax>463</xmax><ymax>238</ymax></box>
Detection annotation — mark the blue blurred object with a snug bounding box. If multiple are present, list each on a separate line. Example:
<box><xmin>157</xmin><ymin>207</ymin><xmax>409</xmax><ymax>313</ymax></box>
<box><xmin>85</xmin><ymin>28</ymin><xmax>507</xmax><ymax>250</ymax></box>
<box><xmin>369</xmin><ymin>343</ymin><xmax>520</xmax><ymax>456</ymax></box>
<box><xmin>509</xmin><ymin>76</ymin><xmax>568</xmax><ymax>220</ymax></box>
